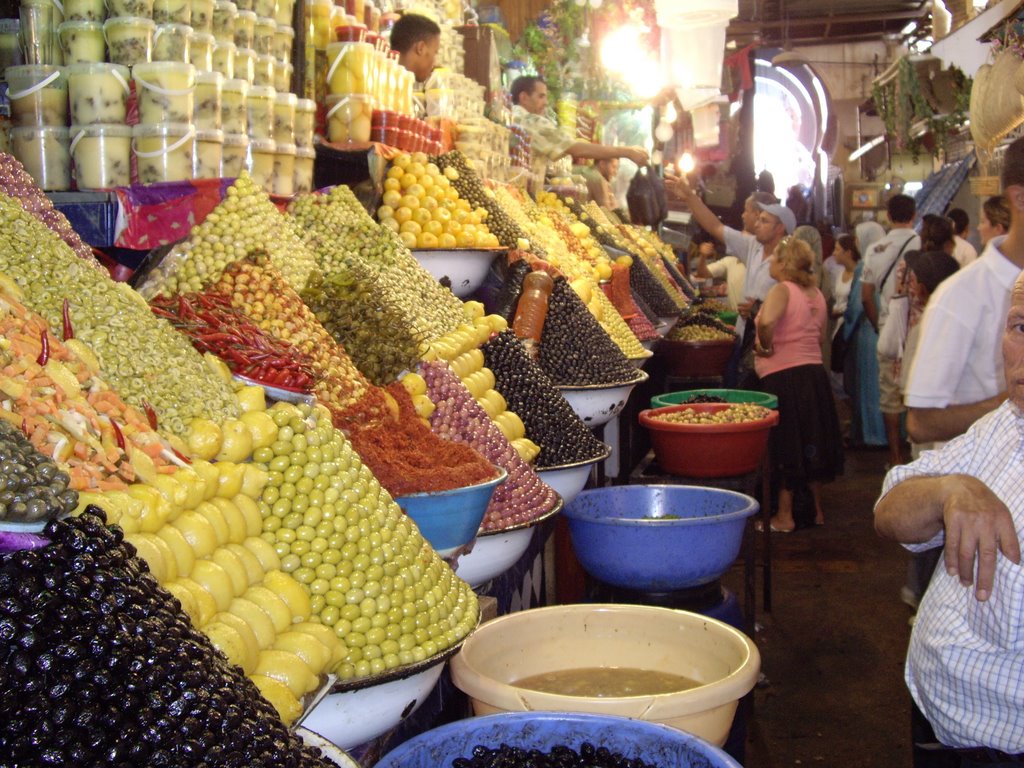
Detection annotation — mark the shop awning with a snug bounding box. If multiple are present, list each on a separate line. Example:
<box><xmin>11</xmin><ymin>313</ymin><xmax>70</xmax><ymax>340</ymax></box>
<box><xmin>913</xmin><ymin>151</ymin><xmax>976</xmax><ymax>219</ymax></box>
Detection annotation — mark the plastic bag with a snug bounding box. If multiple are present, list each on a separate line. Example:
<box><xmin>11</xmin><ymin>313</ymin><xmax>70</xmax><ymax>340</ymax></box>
<box><xmin>626</xmin><ymin>166</ymin><xmax>667</xmax><ymax>226</ymax></box>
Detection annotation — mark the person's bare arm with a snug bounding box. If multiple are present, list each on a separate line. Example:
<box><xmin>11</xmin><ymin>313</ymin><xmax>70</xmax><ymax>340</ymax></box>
<box><xmin>875</xmin><ymin>474</ymin><xmax>1020</xmax><ymax>601</ymax></box>
<box><xmin>861</xmin><ymin>281</ymin><xmax>879</xmax><ymax>332</ymax></box>
<box><xmin>754</xmin><ymin>282</ymin><xmax>788</xmax><ymax>355</ymax></box>
<box><xmin>564</xmin><ymin>141</ymin><xmax>648</xmax><ymax>166</ymax></box>
<box><xmin>906</xmin><ymin>395</ymin><xmax>1007</xmax><ymax>444</ymax></box>
<box><xmin>663</xmin><ymin>174</ymin><xmax>725</xmax><ymax>242</ymax></box>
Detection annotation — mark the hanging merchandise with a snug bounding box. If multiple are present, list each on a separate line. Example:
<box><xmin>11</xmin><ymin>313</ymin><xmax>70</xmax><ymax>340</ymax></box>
<box><xmin>626</xmin><ymin>166</ymin><xmax>667</xmax><ymax>227</ymax></box>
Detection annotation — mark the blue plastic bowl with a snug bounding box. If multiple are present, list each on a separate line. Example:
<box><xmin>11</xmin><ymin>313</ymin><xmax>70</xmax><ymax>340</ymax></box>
<box><xmin>375</xmin><ymin>711</ymin><xmax>741</xmax><ymax>768</ymax></box>
<box><xmin>563</xmin><ymin>485</ymin><xmax>758</xmax><ymax>591</ymax></box>
<box><xmin>394</xmin><ymin>468</ymin><xmax>507</xmax><ymax>556</ymax></box>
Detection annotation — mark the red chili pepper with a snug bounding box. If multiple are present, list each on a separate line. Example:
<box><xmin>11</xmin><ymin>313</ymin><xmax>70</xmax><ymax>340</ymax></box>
<box><xmin>36</xmin><ymin>329</ymin><xmax>49</xmax><ymax>366</ymax></box>
<box><xmin>61</xmin><ymin>299</ymin><xmax>74</xmax><ymax>341</ymax></box>
<box><xmin>142</xmin><ymin>400</ymin><xmax>158</xmax><ymax>430</ymax></box>
<box><xmin>150</xmin><ymin>306</ymin><xmax>178</xmax><ymax>320</ymax></box>
<box><xmin>20</xmin><ymin>418</ymin><xmax>29</xmax><ymax>437</ymax></box>
<box><xmin>110</xmin><ymin>418</ymin><xmax>126</xmax><ymax>451</ymax></box>
<box><xmin>171</xmin><ymin>447</ymin><xmax>192</xmax><ymax>465</ymax></box>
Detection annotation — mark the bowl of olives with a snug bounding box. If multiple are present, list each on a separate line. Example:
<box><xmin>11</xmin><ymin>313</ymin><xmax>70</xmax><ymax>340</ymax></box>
<box><xmin>557</xmin><ymin>370</ymin><xmax>648</xmax><ymax>429</ymax></box>
<box><xmin>374</xmin><ymin>711</ymin><xmax>741</xmax><ymax>768</ymax></box>
<box><xmin>639</xmin><ymin>403</ymin><xmax>778</xmax><ymax>478</ymax></box>
<box><xmin>411</xmin><ymin>248</ymin><xmax>505</xmax><ymax>298</ymax></box>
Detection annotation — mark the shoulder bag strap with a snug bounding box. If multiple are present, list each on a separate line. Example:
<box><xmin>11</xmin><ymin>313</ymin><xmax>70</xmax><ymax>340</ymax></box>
<box><xmin>879</xmin><ymin>233</ymin><xmax>915</xmax><ymax>292</ymax></box>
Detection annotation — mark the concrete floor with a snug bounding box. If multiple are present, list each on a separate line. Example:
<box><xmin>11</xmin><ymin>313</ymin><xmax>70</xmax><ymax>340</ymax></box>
<box><xmin>731</xmin><ymin>446</ymin><xmax>916</xmax><ymax>767</ymax></box>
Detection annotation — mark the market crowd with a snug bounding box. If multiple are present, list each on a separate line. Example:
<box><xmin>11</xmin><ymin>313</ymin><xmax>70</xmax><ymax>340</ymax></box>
<box><xmin>671</xmin><ymin>137</ymin><xmax>1024</xmax><ymax>761</ymax></box>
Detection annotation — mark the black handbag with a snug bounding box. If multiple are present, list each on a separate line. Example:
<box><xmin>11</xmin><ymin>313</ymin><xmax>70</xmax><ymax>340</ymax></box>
<box><xmin>626</xmin><ymin>167</ymin><xmax>667</xmax><ymax>226</ymax></box>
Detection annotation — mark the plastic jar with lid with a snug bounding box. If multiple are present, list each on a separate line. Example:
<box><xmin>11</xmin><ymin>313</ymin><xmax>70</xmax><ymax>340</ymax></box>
<box><xmin>70</xmin><ymin>123</ymin><xmax>131</xmax><ymax>189</ymax></box>
<box><xmin>273</xmin><ymin>0</ymin><xmax>292</xmax><ymax>24</ymax></box>
<box><xmin>67</xmin><ymin>63</ymin><xmax>129</xmax><ymax>125</ymax></box>
<box><xmin>11</xmin><ymin>126</ymin><xmax>71</xmax><ymax>190</ymax></box>
<box><xmin>133</xmin><ymin>122</ymin><xmax>195</xmax><ymax>183</ymax></box>
<box><xmin>154</xmin><ymin>0</ymin><xmax>191</xmax><ymax>24</ymax></box>
<box><xmin>233</xmin><ymin>9</ymin><xmax>255</xmax><ymax>48</ymax></box>
<box><xmin>0</xmin><ymin>21</ymin><xmax>22</xmax><ymax>72</ymax></box>
<box><xmin>272</xmin><ymin>91</ymin><xmax>295</xmax><ymax>144</ymax></box>
<box><xmin>325</xmin><ymin>93</ymin><xmax>371</xmax><ymax>143</ymax></box>
<box><xmin>273</xmin><ymin>60</ymin><xmax>291</xmax><ymax>92</ymax></box>
<box><xmin>245</xmin><ymin>84</ymin><xmax>275</xmax><ymax>139</ymax></box>
<box><xmin>5</xmin><ymin>65</ymin><xmax>67</xmax><ymax>127</ymax></box>
<box><xmin>133</xmin><ymin>61</ymin><xmax>196</xmax><ymax>124</ymax></box>
<box><xmin>399</xmin><ymin>68</ymin><xmax>414</xmax><ymax>115</ymax></box>
<box><xmin>293</xmin><ymin>144</ymin><xmax>313</xmax><ymax>193</ymax></box>
<box><xmin>252</xmin><ymin>52</ymin><xmax>274</xmax><ymax>86</ymax></box>
<box><xmin>220</xmin><ymin>77</ymin><xmax>248</xmax><ymax>133</ymax></box>
<box><xmin>103</xmin><ymin>16</ymin><xmax>155</xmax><ymax>66</ymax></box>
<box><xmin>306</xmin><ymin>0</ymin><xmax>331</xmax><ymax>50</ymax></box>
<box><xmin>235</xmin><ymin>45</ymin><xmax>255</xmax><ymax>83</ymax></box>
<box><xmin>153</xmin><ymin>22</ymin><xmax>193</xmax><ymax>62</ymax></box>
<box><xmin>325</xmin><ymin>40</ymin><xmax>371</xmax><ymax>96</ymax></box>
<box><xmin>272</xmin><ymin>24</ymin><xmax>293</xmax><ymax>63</ymax></box>
<box><xmin>65</xmin><ymin>0</ymin><xmax>105</xmax><ymax>21</ymax></box>
<box><xmin>233</xmin><ymin>0</ymin><xmax>252</xmax><ymax>10</ymax></box>
<box><xmin>190</xmin><ymin>31</ymin><xmax>214</xmax><ymax>70</ymax></box>
<box><xmin>221</xmin><ymin>131</ymin><xmax>248</xmax><ymax>176</ymax></box>
<box><xmin>191</xmin><ymin>0</ymin><xmax>215</xmax><ymax>33</ymax></box>
<box><xmin>294</xmin><ymin>97</ymin><xmax>314</xmax><ymax>148</ymax></box>
<box><xmin>192</xmin><ymin>127</ymin><xmax>223</xmax><ymax>178</ymax></box>
<box><xmin>272</xmin><ymin>141</ymin><xmax>294</xmax><ymax>195</ymax></box>
<box><xmin>246</xmin><ymin>136</ymin><xmax>275</xmax><ymax>190</ymax></box>
<box><xmin>211</xmin><ymin>38</ymin><xmax>235</xmax><ymax>78</ymax></box>
<box><xmin>212</xmin><ymin>0</ymin><xmax>237</xmax><ymax>43</ymax></box>
<box><xmin>106</xmin><ymin>0</ymin><xmax>154</xmax><ymax>18</ymax></box>
<box><xmin>251</xmin><ymin>15</ymin><xmax>274</xmax><ymax>56</ymax></box>
<box><xmin>194</xmin><ymin>70</ymin><xmax>223</xmax><ymax>130</ymax></box>
<box><xmin>58</xmin><ymin>21</ymin><xmax>105</xmax><ymax>64</ymax></box>
<box><xmin>253</xmin><ymin>0</ymin><xmax>274</xmax><ymax>19</ymax></box>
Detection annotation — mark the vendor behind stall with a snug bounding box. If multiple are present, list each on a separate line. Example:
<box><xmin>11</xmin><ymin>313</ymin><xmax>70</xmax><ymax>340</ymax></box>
<box><xmin>390</xmin><ymin>12</ymin><xmax>441</xmax><ymax>118</ymax></box>
<box><xmin>511</xmin><ymin>76</ymin><xmax>649</xmax><ymax>186</ymax></box>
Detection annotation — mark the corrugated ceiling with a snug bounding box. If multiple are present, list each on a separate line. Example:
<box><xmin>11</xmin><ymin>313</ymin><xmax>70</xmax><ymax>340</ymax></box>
<box><xmin>728</xmin><ymin>0</ymin><xmax>932</xmax><ymax>46</ymax></box>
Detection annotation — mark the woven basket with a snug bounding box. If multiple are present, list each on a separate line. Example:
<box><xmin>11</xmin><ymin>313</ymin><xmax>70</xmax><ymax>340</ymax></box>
<box><xmin>969</xmin><ymin>176</ymin><xmax>1001</xmax><ymax>196</ymax></box>
<box><xmin>971</xmin><ymin>51</ymin><xmax>1024</xmax><ymax>153</ymax></box>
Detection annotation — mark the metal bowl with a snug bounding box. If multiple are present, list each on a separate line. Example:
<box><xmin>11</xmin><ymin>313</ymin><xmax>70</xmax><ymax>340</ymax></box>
<box><xmin>410</xmin><ymin>248</ymin><xmax>504</xmax><ymax>298</ymax></box>
<box><xmin>455</xmin><ymin>498</ymin><xmax>562</xmax><ymax>588</ymax></box>
<box><xmin>556</xmin><ymin>370</ymin><xmax>648</xmax><ymax>428</ymax></box>
<box><xmin>535</xmin><ymin>444</ymin><xmax>610</xmax><ymax>506</ymax></box>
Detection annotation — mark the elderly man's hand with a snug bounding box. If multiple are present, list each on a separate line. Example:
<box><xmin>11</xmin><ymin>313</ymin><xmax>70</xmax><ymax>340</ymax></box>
<box><xmin>941</xmin><ymin>474</ymin><xmax>1021</xmax><ymax>601</ymax></box>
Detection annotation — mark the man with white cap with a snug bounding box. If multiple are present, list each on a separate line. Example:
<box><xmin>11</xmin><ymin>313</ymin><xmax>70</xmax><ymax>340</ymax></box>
<box><xmin>666</xmin><ymin>173</ymin><xmax>795</xmax><ymax>385</ymax></box>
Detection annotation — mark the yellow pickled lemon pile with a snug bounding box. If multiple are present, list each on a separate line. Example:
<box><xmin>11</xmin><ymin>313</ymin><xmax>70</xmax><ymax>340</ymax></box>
<box><xmin>377</xmin><ymin>152</ymin><xmax>501</xmax><ymax>250</ymax></box>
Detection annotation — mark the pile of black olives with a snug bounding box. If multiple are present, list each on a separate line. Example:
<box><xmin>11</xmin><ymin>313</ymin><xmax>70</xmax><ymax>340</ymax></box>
<box><xmin>0</xmin><ymin>419</ymin><xmax>77</xmax><ymax>524</ymax></box>
<box><xmin>630</xmin><ymin>258</ymin><xmax>680</xmax><ymax>317</ymax></box>
<box><xmin>453</xmin><ymin>742</ymin><xmax>661</xmax><ymax>768</ymax></box>
<box><xmin>0</xmin><ymin>508</ymin><xmax>335</xmax><ymax>768</ymax></box>
<box><xmin>482</xmin><ymin>330</ymin><xmax>606</xmax><ymax>468</ymax></box>
<box><xmin>539</xmin><ymin>278</ymin><xmax>637</xmax><ymax>386</ymax></box>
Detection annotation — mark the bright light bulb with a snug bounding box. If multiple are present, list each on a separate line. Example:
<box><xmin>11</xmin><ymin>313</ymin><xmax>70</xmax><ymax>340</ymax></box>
<box><xmin>665</xmin><ymin>101</ymin><xmax>677</xmax><ymax>124</ymax></box>
<box><xmin>600</xmin><ymin>24</ymin><xmax>644</xmax><ymax>74</ymax></box>
<box><xmin>654</xmin><ymin>121</ymin><xmax>674</xmax><ymax>142</ymax></box>
<box><xmin>651</xmin><ymin>149</ymin><xmax>663</xmax><ymax>165</ymax></box>
<box><xmin>678</xmin><ymin>152</ymin><xmax>695</xmax><ymax>173</ymax></box>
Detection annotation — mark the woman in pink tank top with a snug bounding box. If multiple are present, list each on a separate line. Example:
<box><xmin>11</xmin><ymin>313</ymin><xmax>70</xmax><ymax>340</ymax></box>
<box><xmin>754</xmin><ymin>237</ymin><xmax>844</xmax><ymax>532</ymax></box>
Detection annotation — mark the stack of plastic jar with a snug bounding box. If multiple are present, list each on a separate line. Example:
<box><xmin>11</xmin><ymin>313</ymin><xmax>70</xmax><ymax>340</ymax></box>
<box><xmin>7</xmin><ymin>64</ymin><xmax>71</xmax><ymax>189</ymax></box>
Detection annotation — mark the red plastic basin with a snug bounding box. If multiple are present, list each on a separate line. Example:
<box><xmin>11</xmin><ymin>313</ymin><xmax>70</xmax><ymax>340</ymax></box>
<box><xmin>638</xmin><ymin>403</ymin><xmax>778</xmax><ymax>478</ymax></box>
<box><xmin>658</xmin><ymin>338</ymin><xmax>734</xmax><ymax>379</ymax></box>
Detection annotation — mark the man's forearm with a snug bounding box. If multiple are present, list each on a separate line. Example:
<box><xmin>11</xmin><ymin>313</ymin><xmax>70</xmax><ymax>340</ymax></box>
<box><xmin>907</xmin><ymin>396</ymin><xmax>1006</xmax><ymax>444</ymax></box>
<box><xmin>874</xmin><ymin>475</ymin><xmax>954</xmax><ymax>543</ymax></box>
<box><xmin>565</xmin><ymin>141</ymin><xmax>618</xmax><ymax>161</ymax></box>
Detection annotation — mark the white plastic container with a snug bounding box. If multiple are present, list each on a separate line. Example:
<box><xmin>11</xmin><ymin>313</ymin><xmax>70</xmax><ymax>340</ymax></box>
<box><xmin>211</xmin><ymin>0</ymin><xmax>237</xmax><ymax>42</ymax></box>
<box><xmin>273</xmin><ymin>60</ymin><xmax>291</xmax><ymax>94</ymax></box>
<box><xmin>233</xmin><ymin>8</ymin><xmax>255</xmax><ymax>48</ymax></box>
<box><xmin>325</xmin><ymin>40</ymin><xmax>372</xmax><ymax>96</ymax></box>
<box><xmin>293</xmin><ymin>144</ymin><xmax>313</xmax><ymax>193</ymax></box>
<box><xmin>272</xmin><ymin>90</ymin><xmax>295</xmax><ymax>143</ymax></box>
<box><xmin>294</xmin><ymin>96</ymin><xmax>314</xmax><ymax>148</ymax></box>
<box><xmin>221</xmin><ymin>131</ymin><xmax>247</xmax><ymax>176</ymax></box>
<box><xmin>192</xmin><ymin>127</ymin><xmax>223</xmax><ymax>178</ymax></box>
<box><xmin>67</xmin><ymin>62</ymin><xmax>130</xmax><ymax>124</ymax></box>
<box><xmin>234</xmin><ymin>44</ymin><xmax>254</xmax><ymax>83</ymax></box>
<box><xmin>273</xmin><ymin>0</ymin><xmax>293</xmax><ymax>25</ymax></box>
<box><xmin>153</xmin><ymin>0</ymin><xmax>192</xmax><ymax>24</ymax></box>
<box><xmin>306</xmin><ymin>0</ymin><xmax>330</xmax><ymax>50</ymax></box>
<box><xmin>191</xmin><ymin>0</ymin><xmax>214</xmax><ymax>33</ymax></box>
<box><xmin>153</xmin><ymin>22</ymin><xmax>193</xmax><ymax>62</ymax></box>
<box><xmin>70</xmin><ymin>123</ymin><xmax>131</xmax><ymax>188</ymax></box>
<box><xmin>58</xmin><ymin>20</ymin><xmax>105</xmax><ymax>64</ymax></box>
<box><xmin>245</xmin><ymin>84</ymin><xmax>274</xmax><ymax>139</ymax></box>
<box><xmin>133</xmin><ymin>61</ymin><xmax>196</xmax><ymax>124</ymax></box>
<box><xmin>5</xmin><ymin>64</ymin><xmax>67</xmax><ymax>126</ymax></box>
<box><xmin>10</xmin><ymin>125</ymin><xmax>71</xmax><ymax>190</ymax></box>
<box><xmin>103</xmin><ymin>16</ymin><xmax>154</xmax><ymax>66</ymax></box>
<box><xmin>190</xmin><ymin>30</ymin><xmax>214</xmax><ymax>70</ymax></box>
<box><xmin>194</xmin><ymin>70</ymin><xmax>223</xmax><ymax>130</ymax></box>
<box><xmin>253</xmin><ymin>0</ymin><xmax>274</xmax><ymax>20</ymax></box>
<box><xmin>253</xmin><ymin>14</ymin><xmax>274</xmax><ymax>55</ymax></box>
<box><xmin>272</xmin><ymin>23</ymin><xmax>292</xmax><ymax>64</ymax></box>
<box><xmin>64</xmin><ymin>0</ymin><xmax>105</xmax><ymax>21</ymax></box>
<box><xmin>246</xmin><ymin>135</ymin><xmax>274</xmax><ymax>189</ymax></box>
<box><xmin>325</xmin><ymin>92</ymin><xmax>371</xmax><ymax>143</ymax></box>
<box><xmin>253</xmin><ymin>52</ymin><xmax>273</xmax><ymax>86</ymax></box>
<box><xmin>272</xmin><ymin>140</ymin><xmax>294</xmax><ymax>195</ymax></box>
<box><xmin>105</xmin><ymin>0</ymin><xmax>154</xmax><ymax>18</ymax></box>
<box><xmin>133</xmin><ymin>122</ymin><xmax>195</xmax><ymax>183</ymax></box>
<box><xmin>211</xmin><ymin>37</ymin><xmax>235</xmax><ymax>78</ymax></box>
<box><xmin>220</xmin><ymin>76</ymin><xmax>248</xmax><ymax>133</ymax></box>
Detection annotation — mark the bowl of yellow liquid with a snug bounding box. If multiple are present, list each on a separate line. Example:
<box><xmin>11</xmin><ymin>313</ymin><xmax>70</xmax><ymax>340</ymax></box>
<box><xmin>449</xmin><ymin>603</ymin><xmax>759</xmax><ymax>747</ymax></box>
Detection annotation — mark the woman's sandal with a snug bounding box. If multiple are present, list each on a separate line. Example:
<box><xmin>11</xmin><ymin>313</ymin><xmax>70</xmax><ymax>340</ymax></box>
<box><xmin>755</xmin><ymin>519</ymin><xmax>795</xmax><ymax>534</ymax></box>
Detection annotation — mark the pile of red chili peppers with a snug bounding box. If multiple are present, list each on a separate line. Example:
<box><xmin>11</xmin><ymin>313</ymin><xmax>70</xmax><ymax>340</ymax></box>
<box><xmin>150</xmin><ymin>293</ymin><xmax>316</xmax><ymax>392</ymax></box>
